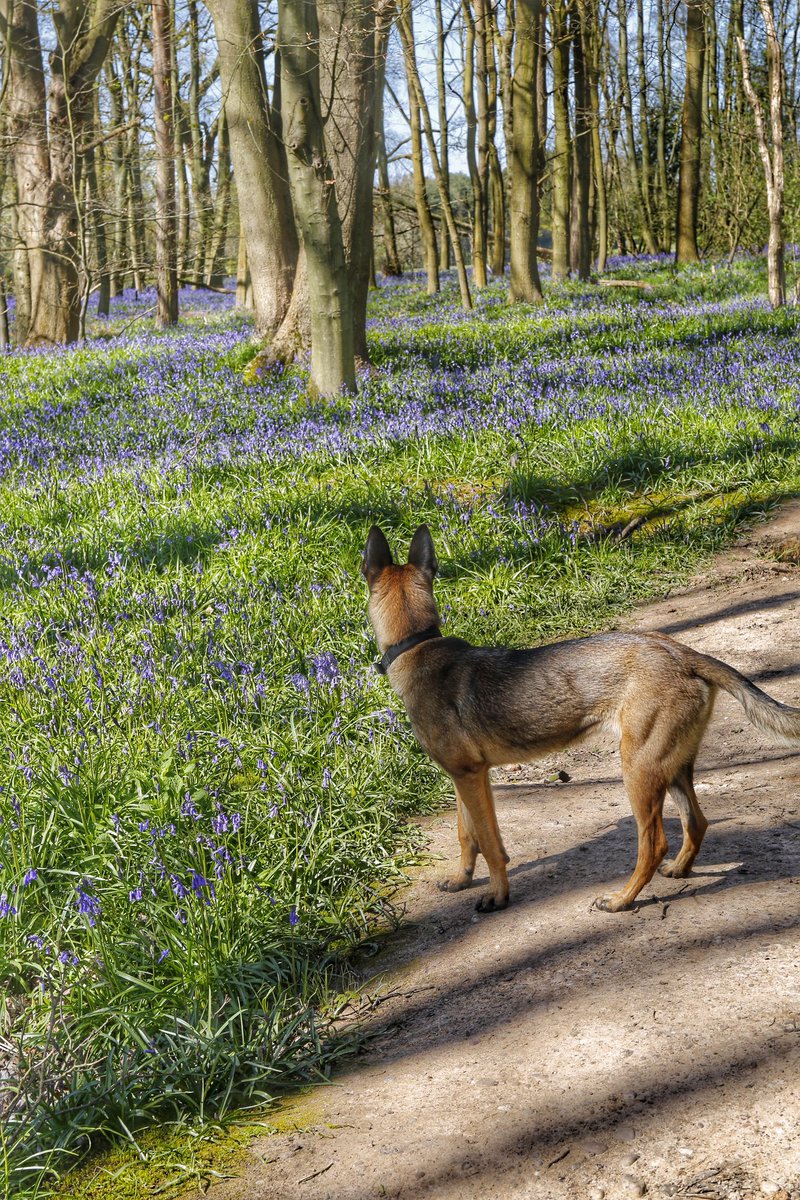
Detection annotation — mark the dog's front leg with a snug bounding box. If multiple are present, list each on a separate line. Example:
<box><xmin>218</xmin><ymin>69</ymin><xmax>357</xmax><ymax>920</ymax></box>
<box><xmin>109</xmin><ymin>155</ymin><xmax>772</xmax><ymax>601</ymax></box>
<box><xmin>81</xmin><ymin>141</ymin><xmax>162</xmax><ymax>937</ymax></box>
<box><xmin>438</xmin><ymin>798</ymin><xmax>479</xmax><ymax>893</ymax></box>
<box><xmin>442</xmin><ymin>767</ymin><xmax>510</xmax><ymax>912</ymax></box>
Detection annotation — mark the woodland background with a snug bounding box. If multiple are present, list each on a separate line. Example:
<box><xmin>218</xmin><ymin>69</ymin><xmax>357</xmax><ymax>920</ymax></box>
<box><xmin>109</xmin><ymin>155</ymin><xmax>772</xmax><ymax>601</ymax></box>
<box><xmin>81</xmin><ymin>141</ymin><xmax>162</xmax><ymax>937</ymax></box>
<box><xmin>0</xmin><ymin>0</ymin><xmax>796</xmax><ymax>393</ymax></box>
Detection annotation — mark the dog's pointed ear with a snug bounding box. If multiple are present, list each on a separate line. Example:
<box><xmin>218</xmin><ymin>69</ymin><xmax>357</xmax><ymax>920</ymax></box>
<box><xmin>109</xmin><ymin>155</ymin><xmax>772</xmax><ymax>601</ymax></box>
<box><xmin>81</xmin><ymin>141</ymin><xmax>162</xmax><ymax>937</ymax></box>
<box><xmin>362</xmin><ymin>525</ymin><xmax>394</xmax><ymax>582</ymax></box>
<box><xmin>408</xmin><ymin>524</ymin><xmax>438</xmax><ymax>579</ymax></box>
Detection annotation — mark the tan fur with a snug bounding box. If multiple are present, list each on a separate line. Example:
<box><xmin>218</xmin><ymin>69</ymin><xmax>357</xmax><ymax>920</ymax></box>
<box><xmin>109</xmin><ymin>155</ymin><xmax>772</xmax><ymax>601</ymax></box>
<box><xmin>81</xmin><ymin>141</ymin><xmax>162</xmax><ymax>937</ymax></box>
<box><xmin>363</xmin><ymin>525</ymin><xmax>800</xmax><ymax>914</ymax></box>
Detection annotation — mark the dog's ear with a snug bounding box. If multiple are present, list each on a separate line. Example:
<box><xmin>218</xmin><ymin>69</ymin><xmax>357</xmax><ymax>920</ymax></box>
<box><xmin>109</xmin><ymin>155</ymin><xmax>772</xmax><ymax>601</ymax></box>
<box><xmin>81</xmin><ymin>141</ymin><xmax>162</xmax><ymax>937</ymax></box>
<box><xmin>362</xmin><ymin>525</ymin><xmax>394</xmax><ymax>582</ymax></box>
<box><xmin>407</xmin><ymin>524</ymin><xmax>438</xmax><ymax>579</ymax></box>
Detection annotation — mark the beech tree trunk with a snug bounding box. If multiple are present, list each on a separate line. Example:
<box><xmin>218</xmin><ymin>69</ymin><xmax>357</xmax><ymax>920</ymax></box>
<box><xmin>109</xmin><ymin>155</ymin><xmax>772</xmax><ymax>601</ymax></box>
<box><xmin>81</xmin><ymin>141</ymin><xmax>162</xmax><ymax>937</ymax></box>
<box><xmin>463</xmin><ymin>0</ymin><xmax>488</xmax><ymax>287</ymax></box>
<box><xmin>206</xmin><ymin>0</ymin><xmax>297</xmax><ymax>339</ymax></box>
<box><xmin>278</xmin><ymin>0</ymin><xmax>355</xmax><ymax>395</ymax></box>
<box><xmin>551</xmin><ymin>0</ymin><xmax>572</xmax><ymax>281</ymax></box>
<box><xmin>571</xmin><ymin>0</ymin><xmax>592</xmax><ymax>279</ymax></box>
<box><xmin>153</xmin><ymin>0</ymin><xmax>178</xmax><ymax>327</ymax></box>
<box><xmin>509</xmin><ymin>0</ymin><xmax>544</xmax><ymax>302</ymax></box>
<box><xmin>0</xmin><ymin>0</ymin><xmax>120</xmax><ymax>345</ymax></box>
<box><xmin>737</xmin><ymin>0</ymin><xmax>784</xmax><ymax>308</ymax></box>
<box><xmin>317</xmin><ymin>0</ymin><xmax>384</xmax><ymax>363</ymax></box>
<box><xmin>676</xmin><ymin>0</ymin><xmax>706</xmax><ymax>263</ymax></box>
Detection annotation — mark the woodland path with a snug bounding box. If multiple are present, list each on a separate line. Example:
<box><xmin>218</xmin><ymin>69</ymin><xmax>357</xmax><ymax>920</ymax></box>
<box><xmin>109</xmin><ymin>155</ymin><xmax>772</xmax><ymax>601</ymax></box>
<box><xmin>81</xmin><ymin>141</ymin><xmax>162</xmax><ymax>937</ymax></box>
<box><xmin>197</xmin><ymin>503</ymin><xmax>800</xmax><ymax>1200</ymax></box>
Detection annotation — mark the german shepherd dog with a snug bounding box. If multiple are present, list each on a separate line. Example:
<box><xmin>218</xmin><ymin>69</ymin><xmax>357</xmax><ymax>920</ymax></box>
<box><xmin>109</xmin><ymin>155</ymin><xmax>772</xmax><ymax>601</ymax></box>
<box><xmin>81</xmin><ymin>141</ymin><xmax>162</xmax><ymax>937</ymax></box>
<box><xmin>362</xmin><ymin>523</ymin><xmax>800</xmax><ymax>914</ymax></box>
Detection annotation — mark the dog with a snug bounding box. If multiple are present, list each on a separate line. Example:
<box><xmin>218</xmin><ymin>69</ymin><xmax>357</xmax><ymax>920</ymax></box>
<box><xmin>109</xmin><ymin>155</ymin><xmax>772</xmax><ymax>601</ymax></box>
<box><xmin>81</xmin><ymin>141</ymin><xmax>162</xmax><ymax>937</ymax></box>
<box><xmin>362</xmin><ymin>523</ymin><xmax>800</xmax><ymax>914</ymax></box>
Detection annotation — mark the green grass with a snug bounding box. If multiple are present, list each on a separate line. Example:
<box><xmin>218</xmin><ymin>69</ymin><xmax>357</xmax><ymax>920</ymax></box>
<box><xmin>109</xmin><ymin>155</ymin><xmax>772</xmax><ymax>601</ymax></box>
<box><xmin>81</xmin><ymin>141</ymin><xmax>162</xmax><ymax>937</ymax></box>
<box><xmin>1</xmin><ymin>255</ymin><xmax>800</xmax><ymax>1197</ymax></box>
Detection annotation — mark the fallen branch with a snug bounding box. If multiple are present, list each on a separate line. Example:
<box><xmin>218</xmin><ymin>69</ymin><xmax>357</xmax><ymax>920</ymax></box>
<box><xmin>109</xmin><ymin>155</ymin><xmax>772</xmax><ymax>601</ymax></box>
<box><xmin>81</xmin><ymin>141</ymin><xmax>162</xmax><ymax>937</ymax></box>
<box><xmin>597</xmin><ymin>278</ymin><xmax>654</xmax><ymax>291</ymax></box>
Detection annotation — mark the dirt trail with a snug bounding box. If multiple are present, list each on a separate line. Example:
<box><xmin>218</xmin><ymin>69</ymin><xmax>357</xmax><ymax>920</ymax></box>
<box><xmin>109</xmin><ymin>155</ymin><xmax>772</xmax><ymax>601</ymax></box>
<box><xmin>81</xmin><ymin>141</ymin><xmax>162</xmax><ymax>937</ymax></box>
<box><xmin>201</xmin><ymin>505</ymin><xmax>800</xmax><ymax>1200</ymax></box>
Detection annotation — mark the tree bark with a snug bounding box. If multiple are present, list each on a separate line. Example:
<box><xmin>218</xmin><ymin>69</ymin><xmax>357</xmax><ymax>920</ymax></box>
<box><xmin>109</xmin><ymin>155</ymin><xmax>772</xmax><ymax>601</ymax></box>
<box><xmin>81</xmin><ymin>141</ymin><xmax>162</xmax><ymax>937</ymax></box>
<box><xmin>434</xmin><ymin>0</ymin><xmax>451</xmax><ymax>270</ymax></box>
<box><xmin>737</xmin><ymin>0</ymin><xmax>784</xmax><ymax>308</ymax></box>
<box><xmin>153</xmin><ymin>0</ymin><xmax>179</xmax><ymax>327</ymax></box>
<box><xmin>0</xmin><ymin>0</ymin><xmax>120</xmax><ymax>345</ymax></box>
<box><xmin>551</xmin><ymin>0</ymin><xmax>572</xmax><ymax>281</ymax></box>
<box><xmin>317</xmin><ymin>0</ymin><xmax>384</xmax><ymax>363</ymax></box>
<box><xmin>206</xmin><ymin>0</ymin><xmax>298</xmax><ymax>339</ymax></box>
<box><xmin>462</xmin><ymin>0</ymin><xmax>487</xmax><ymax>287</ymax></box>
<box><xmin>509</xmin><ymin>0</ymin><xmax>544</xmax><ymax>302</ymax></box>
<box><xmin>278</xmin><ymin>0</ymin><xmax>355</xmax><ymax>395</ymax></box>
<box><xmin>375</xmin><ymin>35</ymin><xmax>403</xmax><ymax>277</ymax></box>
<box><xmin>618</xmin><ymin>0</ymin><xmax>658</xmax><ymax>253</ymax></box>
<box><xmin>398</xmin><ymin>0</ymin><xmax>472</xmax><ymax>308</ymax></box>
<box><xmin>571</xmin><ymin>0</ymin><xmax>592</xmax><ymax>278</ymax></box>
<box><xmin>676</xmin><ymin>0</ymin><xmax>706</xmax><ymax>263</ymax></box>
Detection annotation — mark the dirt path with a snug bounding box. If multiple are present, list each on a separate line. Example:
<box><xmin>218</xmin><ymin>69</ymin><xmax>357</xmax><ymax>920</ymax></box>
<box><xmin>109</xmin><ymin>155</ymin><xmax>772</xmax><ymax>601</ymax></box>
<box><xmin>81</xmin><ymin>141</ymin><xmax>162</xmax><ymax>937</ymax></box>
<box><xmin>201</xmin><ymin>505</ymin><xmax>800</xmax><ymax>1200</ymax></box>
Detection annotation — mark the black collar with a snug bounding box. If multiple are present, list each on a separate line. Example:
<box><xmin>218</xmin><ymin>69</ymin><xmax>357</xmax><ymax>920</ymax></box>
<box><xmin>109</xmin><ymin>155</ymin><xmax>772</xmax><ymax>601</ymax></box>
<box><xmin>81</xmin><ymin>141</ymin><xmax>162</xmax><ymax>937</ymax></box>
<box><xmin>375</xmin><ymin>624</ymin><xmax>442</xmax><ymax>675</ymax></box>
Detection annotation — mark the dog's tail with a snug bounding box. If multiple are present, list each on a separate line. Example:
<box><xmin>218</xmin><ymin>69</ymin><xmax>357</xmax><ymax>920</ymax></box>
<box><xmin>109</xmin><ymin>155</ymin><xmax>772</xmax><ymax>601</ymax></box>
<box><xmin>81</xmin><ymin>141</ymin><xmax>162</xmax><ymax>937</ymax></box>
<box><xmin>694</xmin><ymin>652</ymin><xmax>800</xmax><ymax>743</ymax></box>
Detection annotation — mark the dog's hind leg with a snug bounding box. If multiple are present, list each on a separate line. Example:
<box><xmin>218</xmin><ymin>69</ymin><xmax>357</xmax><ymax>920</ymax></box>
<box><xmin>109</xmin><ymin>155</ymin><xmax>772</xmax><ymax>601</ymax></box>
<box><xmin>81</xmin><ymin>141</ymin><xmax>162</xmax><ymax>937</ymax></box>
<box><xmin>659</xmin><ymin>762</ymin><xmax>708</xmax><ymax>878</ymax></box>
<box><xmin>595</xmin><ymin>745</ymin><xmax>669</xmax><ymax>913</ymax></box>
<box><xmin>438</xmin><ymin>799</ymin><xmax>480</xmax><ymax>893</ymax></box>
<box><xmin>443</xmin><ymin>766</ymin><xmax>510</xmax><ymax>913</ymax></box>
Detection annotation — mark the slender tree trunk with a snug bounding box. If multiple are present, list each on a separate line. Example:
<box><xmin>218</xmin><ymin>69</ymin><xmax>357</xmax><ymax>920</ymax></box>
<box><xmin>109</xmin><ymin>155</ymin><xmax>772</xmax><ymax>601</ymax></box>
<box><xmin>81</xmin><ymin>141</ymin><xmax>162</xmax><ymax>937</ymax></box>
<box><xmin>398</xmin><ymin>0</ymin><xmax>472</xmax><ymax>307</ymax></box>
<box><xmin>572</xmin><ymin>0</ymin><xmax>592</xmax><ymax>278</ymax></box>
<box><xmin>675</xmin><ymin>0</ymin><xmax>706</xmax><ymax>263</ymax></box>
<box><xmin>463</xmin><ymin>0</ymin><xmax>488</xmax><ymax>287</ymax></box>
<box><xmin>408</xmin><ymin>91</ymin><xmax>439</xmax><ymax>292</ymax></box>
<box><xmin>279</xmin><ymin>0</ymin><xmax>355</xmax><ymax>395</ymax></box>
<box><xmin>435</xmin><ymin>0</ymin><xmax>451</xmax><ymax>270</ymax></box>
<box><xmin>618</xmin><ymin>0</ymin><xmax>658</xmax><ymax>253</ymax></box>
<box><xmin>509</xmin><ymin>0</ymin><xmax>544</xmax><ymax>302</ymax></box>
<box><xmin>585</xmin><ymin>0</ymin><xmax>607</xmax><ymax>270</ymax></box>
<box><xmin>206</xmin><ymin>114</ymin><xmax>233</xmax><ymax>286</ymax></box>
<box><xmin>551</xmin><ymin>0</ymin><xmax>572</xmax><ymax>281</ymax></box>
<box><xmin>483</xmin><ymin>1</ymin><xmax>505</xmax><ymax>276</ymax></box>
<box><xmin>207</xmin><ymin>0</ymin><xmax>298</xmax><ymax>339</ymax></box>
<box><xmin>153</xmin><ymin>0</ymin><xmax>179</xmax><ymax>326</ymax></box>
<box><xmin>317</xmin><ymin>0</ymin><xmax>384</xmax><ymax>364</ymax></box>
<box><xmin>105</xmin><ymin>59</ymin><xmax>128</xmax><ymax>295</ymax></box>
<box><xmin>236</xmin><ymin>219</ymin><xmax>253</xmax><ymax>308</ymax></box>
<box><xmin>374</xmin><ymin>21</ymin><xmax>402</xmax><ymax>277</ymax></box>
<box><xmin>655</xmin><ymin>0</ymin><xmax>670</xmax><ymax>248</ymax></box>
<box><xmin>737</xmin><ymin>0</ymin><xmax>784</xmax><ymax>307</ymax></box>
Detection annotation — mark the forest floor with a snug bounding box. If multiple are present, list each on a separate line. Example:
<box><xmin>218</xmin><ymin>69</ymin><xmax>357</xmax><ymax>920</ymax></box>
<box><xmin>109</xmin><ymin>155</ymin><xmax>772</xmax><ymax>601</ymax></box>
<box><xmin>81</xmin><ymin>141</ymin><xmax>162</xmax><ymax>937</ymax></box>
<box><xmin>194</xmin><ymin>500</ymin><xmax>800</xmax><ymax>1200</ymax></box>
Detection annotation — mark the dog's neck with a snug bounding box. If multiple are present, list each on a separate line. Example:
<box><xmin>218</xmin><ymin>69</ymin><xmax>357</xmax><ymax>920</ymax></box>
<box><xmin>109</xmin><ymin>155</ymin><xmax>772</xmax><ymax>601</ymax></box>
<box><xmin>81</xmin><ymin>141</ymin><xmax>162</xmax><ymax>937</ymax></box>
<box><xmin>375</xmin><ymin>624</ymin><xmax>442</xmax><ymax>675</ymax></box>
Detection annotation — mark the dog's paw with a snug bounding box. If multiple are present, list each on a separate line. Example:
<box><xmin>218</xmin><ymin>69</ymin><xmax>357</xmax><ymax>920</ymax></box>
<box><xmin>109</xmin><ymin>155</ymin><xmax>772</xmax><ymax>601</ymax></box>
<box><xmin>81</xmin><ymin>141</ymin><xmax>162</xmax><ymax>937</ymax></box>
<box><xmin>475</xmin><ymin>892</ymin><xmax>509</xmax><ymax>914</ymax></box>
<box><xmin>658</xmin><ymin>858</ymin><xmax>691</xmax><ymax>878</ymax></box>
<box><xmin>593</xmin><ymin>893</ymin><xmax>632</xmax><ymax>913</ymax></box>
<box><xmin>438</xmin><ymin>874</ymin><xmax>472</xmax><ymax>893</ymax></box>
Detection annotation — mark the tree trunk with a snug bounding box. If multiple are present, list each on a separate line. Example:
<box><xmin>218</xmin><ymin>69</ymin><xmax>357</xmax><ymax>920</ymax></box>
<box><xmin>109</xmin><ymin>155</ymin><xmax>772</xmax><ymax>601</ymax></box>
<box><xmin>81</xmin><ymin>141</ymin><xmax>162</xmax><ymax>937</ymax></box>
<box><xmin>737</xmin><ymin>0</ymin><xmax>784</xmax><ymax>308</ymax></box>
<box><xmin>509</xmin><ymin>0</ymin><xmax>544</xmax><ymax>302</ymax></box>
<box><xmin>435</xmin><ymin>0</ymin><xmax>451</xmax><ymax>270</ymax></box>
<box><xmin>0</xmin><ymin>0</ymin><xmax>120</xmax><ymax>345</ymax></box>
<box><xmin>485</xmin><ymin>4</ymin><xmax>505</xmax><ymax>276</ymax></box>
<box><xmin>398</xmin><ymin>0</ymin><xmax>472</xmax><ymax>308</ymax></box>
<box><xmin>462</xmin><ymin>0</ymin><xmax>488</xmax><ymax>287</ymax></box>
<box><xmin>153</xmin><ymin>0</ymin><xmax>179</xmax><ymax>327</ymax></box>
<box><xmin>206</xmin><ymin>114</ymin><xmax>233</xmax><ymax>287</ymax></box>
<box><xmin>236</xmin><ymin>219</ymin><xmax>253</xmax><ymax>308</ymax></box>
<box><xmin>278</xmin><ymin>0</ymin><xmax>355</xmax><ymax>395</ymax></box>
<box><xmin>585</xmin><ymin>0</ymin><xmax>607</xmax><ymax>270</ymax></box>
<box><xmin>618</xmin><ymin>0</ymin><xmax>658</xmax><ymax>253</ymax></box>
<box><xmin>317</xmin><ymin>0</ymin><xmax>384</xmax><ymax>364</ymax></box>
<box><xmin>676</xmin><ymin>0</ymin><xmax>706</xmax><ymax>263</ymax></box>
<box><xmin>375</xmin><ymin>31</ymin><xmax>403</xmax><ymax>278</ymax></box>
<box><xmin>551</xmin><ymin>0</ymin><xmax>572</xmax><ymax>281</ymax></box>
<box><xmin>207</xmin><ymin>0</ymin><xmax>298</xmax><ymax>339</ymax></box>
<box><xmin>572</xmin><ymin>0</ymin><xmax>592</xmax><ymax>278</ymax></box>
<box><xmin>408</xmin><ymin>91</ymin><xmax>439</xmax><ymax>293</ymax></box>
